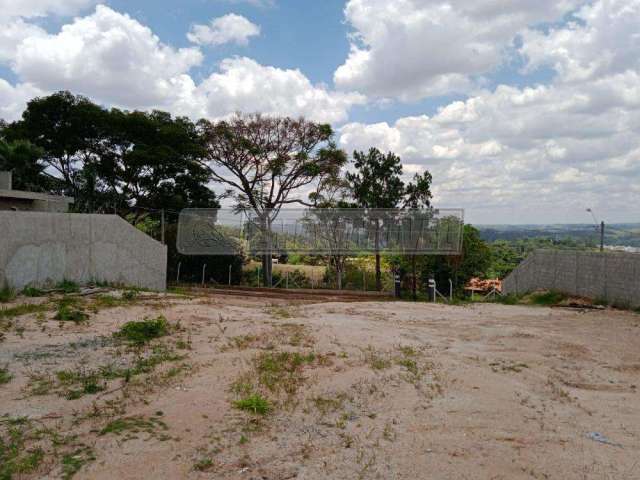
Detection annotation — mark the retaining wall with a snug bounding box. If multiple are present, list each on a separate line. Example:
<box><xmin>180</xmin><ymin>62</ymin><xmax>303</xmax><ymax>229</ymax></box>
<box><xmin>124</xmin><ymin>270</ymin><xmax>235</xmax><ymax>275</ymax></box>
<box><xmin>0</xmin><ymin>212</ymin><xmax>167</xmax><ymax>291</ymax></box>
<box><xmin>503</xmin><ymin>249</ymin><xmax>640</xmax><ymax>308</ymax></box>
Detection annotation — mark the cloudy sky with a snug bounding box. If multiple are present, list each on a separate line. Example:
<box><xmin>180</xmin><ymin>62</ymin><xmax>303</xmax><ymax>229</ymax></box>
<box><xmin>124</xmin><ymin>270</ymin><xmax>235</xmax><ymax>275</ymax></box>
<box><xmin>1</xmin><ymin>0</ymin><xmax>639</xmax><ymax>224</ymax></box>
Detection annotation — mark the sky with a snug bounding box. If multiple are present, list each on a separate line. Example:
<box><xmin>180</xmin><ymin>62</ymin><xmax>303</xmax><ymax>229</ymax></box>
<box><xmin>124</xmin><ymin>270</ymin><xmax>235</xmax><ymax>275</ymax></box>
<box><xmin>0</xmin><ymin>0</ymin><xmax>639</xmax><ymax>225</ymax></box>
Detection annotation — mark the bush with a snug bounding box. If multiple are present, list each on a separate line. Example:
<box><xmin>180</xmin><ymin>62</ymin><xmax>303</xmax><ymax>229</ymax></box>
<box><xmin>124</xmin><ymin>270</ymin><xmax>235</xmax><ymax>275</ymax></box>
<box><xmin>0</xmin><ymin>286</ymin><xmax>16</xmax><ymax>303</ymax></box>
<box><xmin>115</xmin><ymin>316</ymin><xmax>169</xmax><ymax>345</ymax></box>
<box><xmin>22</xmin><ymin>286</ymin><xmax>44</xmax><ymax>297</ymax></box>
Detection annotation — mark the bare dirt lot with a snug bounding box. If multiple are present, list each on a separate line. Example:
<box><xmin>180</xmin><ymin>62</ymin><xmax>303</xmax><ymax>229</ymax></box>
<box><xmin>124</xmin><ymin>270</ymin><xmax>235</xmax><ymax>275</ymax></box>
<box><xmin>1</xmin><ymin>289</ymin><xmax>639</xmax><ymax>479</ymax></box>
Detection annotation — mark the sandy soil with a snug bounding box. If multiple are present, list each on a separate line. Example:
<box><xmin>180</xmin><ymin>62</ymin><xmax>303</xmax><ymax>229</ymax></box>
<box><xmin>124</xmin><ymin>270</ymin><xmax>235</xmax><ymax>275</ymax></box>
<box><xmin>1</xmin><ymin>290</ymin><xmax>639</xmax><ymax>479</ymax></box>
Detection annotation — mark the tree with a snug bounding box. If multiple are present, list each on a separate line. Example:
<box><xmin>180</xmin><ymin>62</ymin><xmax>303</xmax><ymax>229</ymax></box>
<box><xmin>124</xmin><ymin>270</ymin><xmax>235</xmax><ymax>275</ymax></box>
<box><xmin>0</xmin><ymin>139</ymin><xmax>60</xmax><ymax>192</ymax></box>
<box><xmin>3</xmin><ymin>91</ymin><xmax>107</xmax><ymax>203</ymax></box>
<box><xmin>4</xmin><ymin>91</ymin><xmax>216</xmax><ymax>214</ymax></box>
<box><xmin>346</xmin><ymin>148</ymin><xmax>432</xmax><ymax>291</ymax></box>
<box><xmin>199</xmin><ymin>113</ymin><xmax>347</xmax><ymax>286</ymax></box>
<box><xmin>416</xmin><ymin>225</ymin><xmax>491</xmax><ymax>296</ymax></box>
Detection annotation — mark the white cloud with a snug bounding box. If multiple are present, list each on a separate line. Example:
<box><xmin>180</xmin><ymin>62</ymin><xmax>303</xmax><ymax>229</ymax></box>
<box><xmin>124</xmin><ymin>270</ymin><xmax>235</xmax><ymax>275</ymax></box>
<box><xmin>12</xmin><ymin>5</ymin><xmax>203</xmax><ymax>110</ymax></box>
<box><xmin>0</xmin><ymin>0</ymin><xmax>96</xmax><ymax>19</ymax></box>
<box><xmin>187</xmin><ymin>14</ymin><xmax>260</xmax><ymax>47</ymax></box>
<box><xmin>197</xmin><ymin>57</ymin><xmax>365</xmax><ymax>123</ymax></box>
<box><xmin>1</xmin><ymin>6</ymin><xmax>362</xmax><ymax>124</ymax></box>
<box><xmin>520</xmin><ymin>0</ymin><xmax>640</xmax><ymax>83</ymax></box>
<box><xmin>0</xmin><ymin>18</ymin><xmax>46</xmax><ymax>63</ymax></box>
<box><xmin>339</xmin><ymin>76</ymin><xmax>640</xmax><ymax>223</ymax></box>
<box><xmin>334</xmin><ymin>0</ymin><xmax>584</xmax><ymax>101</ymax></box>
<box><xmin>0</xmin><ymin>79</ymin><xmax>43</xmax><ymax>121</ymax></box>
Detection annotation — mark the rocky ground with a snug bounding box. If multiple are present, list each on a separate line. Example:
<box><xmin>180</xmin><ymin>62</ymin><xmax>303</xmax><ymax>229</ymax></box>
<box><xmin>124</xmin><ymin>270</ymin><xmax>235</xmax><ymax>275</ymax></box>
<box><xmin>1</xmin><ymin>288</ymin><xmax>639</xmax><ymax>479</ymax></box>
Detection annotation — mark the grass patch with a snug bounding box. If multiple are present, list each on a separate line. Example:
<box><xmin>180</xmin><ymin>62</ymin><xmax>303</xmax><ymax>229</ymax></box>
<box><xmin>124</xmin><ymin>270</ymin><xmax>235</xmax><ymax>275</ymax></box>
<box><xmin>267</xmin><ymin>306</ymin><xmax>294</xmax><ymax>319</ymax></box>
<box><xmin>312</xmin><ymin>393</ymin><xmax>347</xmax><ymax>416</ymax></box>
<box><xmin>61</xmin><ymin>447</ymin><xmax>95</xmax><ymax>479</ymax></box>
<box><xmin>527</xmin><ymin>291</ymin><xmax>568</xmax><ymax>306</ymax></box>
<box><xmin>56</xmin><ymin>280</ymin><xmax>80</xmax><ymax>294</ymax></box>
<box><xmin>0</xmin><ymin>303</ymin><xmax>49</xmax><ymax>320</ymax></box>
<box><xmin>0</xmin><ymin>417</ymin><xmax>45</xmax><ymax>479</ymax></box>
<box><xmin>0</xmin><ymin>366</ymin><xmax>13</xmax><ymax>385</ymax></box>
<box><xmin>233</xmin><ymin>394</ymin><xmax>271</xmax><ymax>415</ymax></box>
<box><xmin>0</xmin><ymin>287</ymin><xmax>17</xmax><ymax>303</ymax></box>
<box><xmin>54</xmin><ymin>298</ymin><xmax>88</xmax><ymax>323</ymax></box>
<box><xmin>363</xmin><ymin>347</ymin><xmax>392</xmax><ymax>370</ymax></box>
<box><xmin>255</xmin><ymin>351</ymin><xmax>316</xmax><ymax>394</ymax></box>
<box><xmin>193</xmin><ymin>457</ymin><xmax>215</xmax><ymax>472</ymax></box>
<box><xmin>99</xmin><ymin>415</ymin><xmax>168</xmax><ymax>439</ymax></box>
<box><xmin>115</xmin><ymin>316</ymin><xmax>169</xmax><ymax>345</ymax></box>
<box><xmin>92</xmin><ymin>291</ymin><xmax>139</xmax><ymax>311</ymax></box>
<box><xmin>22</xmin><ymin>287</ymin><xmax>45</xmax><ymax>298</ymax></box>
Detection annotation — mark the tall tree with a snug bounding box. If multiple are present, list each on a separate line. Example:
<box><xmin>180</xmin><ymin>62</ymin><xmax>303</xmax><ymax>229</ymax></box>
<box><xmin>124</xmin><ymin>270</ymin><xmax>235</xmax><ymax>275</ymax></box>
<box><xmin>0</xmin><ymin>139</ymin><xmax>60</xmax><ymax>192</ymax></box>
<box><xmin>3</xmin><ymin>91</ymin><xmax>107</xmax><ymax>203</ymax></box>
<box><xmin>199</xmin><ymin>113</ymin><xmax>347</xmax><ymax>286</ymax></box>
<box><xmin>4</xmin><ymin>91</ymin><xmax>216</xmax><ymax>214</ymax></box>
<box><xmin>346</xmin><ymin>148</ymin><xmax>432</xmax><ymax>290</ymax></box>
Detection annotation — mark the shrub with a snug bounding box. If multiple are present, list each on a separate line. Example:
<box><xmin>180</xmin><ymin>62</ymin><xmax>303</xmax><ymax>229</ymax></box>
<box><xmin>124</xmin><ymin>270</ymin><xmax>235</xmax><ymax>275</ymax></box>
<box><xmin>0</xmin><ymin>286</ymin><xmax>16</xmax><ymax>303</ymax></box>
<box><xmin>22</xmin><ymin>287</ymin><xmax>45</xmax><ymax>297</ymax></box>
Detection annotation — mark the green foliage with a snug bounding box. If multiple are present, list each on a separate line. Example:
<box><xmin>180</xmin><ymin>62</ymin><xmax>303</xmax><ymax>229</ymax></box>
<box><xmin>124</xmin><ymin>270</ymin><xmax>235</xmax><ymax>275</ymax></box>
<box><xmin>21</xmin><ymin>287</ymin><xmax>44</xmax><ymax>297</ymax></box>
<box><xmin>0</xmin><ymin>366</ymin><xmax>12</xmax><ymax>385</ymax></box>
<box><xmin>4</xmin><ymin>91</ymin><xmax>217</xmax><ymax>213</ymax></box>
<box><xmin>527</xmin><ymin>291</ymin><xmax>568</xmax><ymax>306</ymax></box>
<box><xmin>61</xmin><ymin>447</ymin><xmax>95</xmax><ymax>479</ymax></box>
<box><xmin>416</xmin><ymin>225</ymin><xmax>491</xmax><ymax>295</ymax></box>
<box><xmin>54</xmin><ymin>299</ymin><xmax>88</xmax><ymax>323</ymax></box>
<box><xmin>0</xmin><ymin>303</ymin><xmax>49</xmax><ymax>320</ymax></box>
<box><xmin>56</xmin><ymin>280</ymin><xmax>80</xmax><ymax>294</ymax></box>
<box><xmin>115</xmin><ymin>316</ymin><xmax>169</xmax><ymax>345</ymax></box>
<box><xmin>0</xmin><ymin>287</ymin><xmax>16</xmax><ymax>303</ymax></box>
<box><xmin>0</xmin><ymin>417</ymin><xmax>45</xmax><ymax>480</ymax></box>
<box><xmin>233</xmin><ymin>394</ymin><xmax>271</xmax><ymax>415</ymax></box>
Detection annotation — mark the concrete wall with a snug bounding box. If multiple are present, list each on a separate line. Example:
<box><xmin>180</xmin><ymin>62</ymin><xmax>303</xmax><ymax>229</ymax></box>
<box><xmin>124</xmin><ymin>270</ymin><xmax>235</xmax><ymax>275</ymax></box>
<box><xmin>0</xmin><ymin>212</ymin><xmax>167</xmax><ymax>291</ymax></box>
<box><xmin>503</xmin><ymin>249</ymin><xmax>640</xmax><ymax>308</ymax></box>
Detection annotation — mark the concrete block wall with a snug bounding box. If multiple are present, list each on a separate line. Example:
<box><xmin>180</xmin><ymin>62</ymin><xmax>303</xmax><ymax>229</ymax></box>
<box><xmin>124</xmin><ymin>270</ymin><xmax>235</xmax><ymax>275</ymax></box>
<box><xmin>0</xmin><ymin>212</ymin><xmax>167</xmax><ymax>291</ymax></box>
<box><xmin>503</xmin><ymin>249</ymin><xmax>640</xmax><ymax>308</ymax></box>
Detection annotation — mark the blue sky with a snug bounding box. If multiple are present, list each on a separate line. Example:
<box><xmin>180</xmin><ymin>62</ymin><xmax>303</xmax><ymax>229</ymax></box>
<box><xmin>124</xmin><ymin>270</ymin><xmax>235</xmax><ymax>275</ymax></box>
<box><xmin>0</xmin><ymin>0</ymin><xmax>639</xmax><ymax>224</ymax></box>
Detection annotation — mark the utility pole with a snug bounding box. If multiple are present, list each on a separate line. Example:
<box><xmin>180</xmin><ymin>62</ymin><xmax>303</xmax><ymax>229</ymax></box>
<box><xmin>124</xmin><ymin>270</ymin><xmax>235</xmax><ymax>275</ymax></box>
<box><xmin>600</xmin><ymin>221</ymin><xmax>605</xmax><ymax>252</ymax></box>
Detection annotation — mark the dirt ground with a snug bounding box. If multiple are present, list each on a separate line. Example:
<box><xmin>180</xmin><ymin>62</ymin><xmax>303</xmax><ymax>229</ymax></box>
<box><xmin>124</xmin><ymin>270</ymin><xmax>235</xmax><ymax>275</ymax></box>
<box><xmin>1</xmin><ymin>289</ymin><xmax>639</xmax><ymax>479</ymax></box>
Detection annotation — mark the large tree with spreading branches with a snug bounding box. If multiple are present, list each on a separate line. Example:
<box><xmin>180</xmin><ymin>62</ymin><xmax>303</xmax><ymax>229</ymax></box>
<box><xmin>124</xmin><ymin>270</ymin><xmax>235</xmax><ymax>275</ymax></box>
<box><xmin>198</xmin><ymin>113</ymin><xmax>347</xmax><ymax>286</ymax></box>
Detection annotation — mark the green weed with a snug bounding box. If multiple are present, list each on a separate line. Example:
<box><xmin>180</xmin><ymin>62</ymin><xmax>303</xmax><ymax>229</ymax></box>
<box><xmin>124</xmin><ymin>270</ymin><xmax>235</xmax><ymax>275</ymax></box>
<box><xmin>56</xmin><ymin>280</ymin><xmax>80</xmax><ymax>294</ymax></box>
<box><xmin>22</xmin><ymin>287</ymin><xmax>45</xmax><ymax>298</ymax></box>
<box><xmin>528</xmin><ymin>291</ymin><xmax>567</xmax><ymax>306</ymax></box>
<box><xmin>0</xmin><ymin>303</ymin><xmax>49</xmax><ymax>320</ymax></box>
<box><xmin>233</xmin><ymin>394</ymin><xmax>271</xmax><ymax>415</ymax></box>
<box><xmin>115</xmin><ymin>316</ymin><xmax>169</xmax><ymax>345</ymax></box>
<box><xmin>0</xmin><ymin>366</ymin><xmax>13</xmax><ymax>385</ymax></box>
<box><xmin>61</xmin><ymin>447</ymin><xmax>95</xmax><ymax>479</ymax></box>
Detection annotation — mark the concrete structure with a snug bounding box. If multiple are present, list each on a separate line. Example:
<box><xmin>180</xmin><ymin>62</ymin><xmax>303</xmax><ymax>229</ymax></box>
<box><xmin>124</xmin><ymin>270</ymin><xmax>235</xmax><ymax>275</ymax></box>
<box><xmin>0</xmin><ymin>171</ymin><xmax>74</xmax><ymax>212</ymax></box>
<box><xmin>503</xmin><ymin>249</ymin><xmax>640</xmax><ymax>308</ymax></box>
<box><xmin>0</xmin><ymin>211</ymin><xmax>167</xmax><ymax>290</ymax></box>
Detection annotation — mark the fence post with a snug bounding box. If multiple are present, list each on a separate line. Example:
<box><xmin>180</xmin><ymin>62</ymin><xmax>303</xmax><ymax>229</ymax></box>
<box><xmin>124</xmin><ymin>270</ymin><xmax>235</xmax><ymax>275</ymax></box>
<box><xmin>202</xmin><ymin>264</ymin><xmax>207</xmax><ymax>287</ymax></box>
<box><xmin>176</xmin><ymin>262</ymin><xmax>181</xmax><ymax>284</ymax></box>
<box><xmin>286</xmin><ymin>271</ymin><xmax>289</xmax><ymax>289</ymax></box>
<box><xmin>228</xmin><ymin>264</ymin><xmax>232</xmax><ymax>286</ymax></box>
<box><xmin>363</xmin><ymin>270</ymin><xmax>366</xmax><ymax>291</ymax></box>
<box><xmin>449</xmin><ymin>279</ymin><xmax>453</xmax><ymax>302</ymax></box>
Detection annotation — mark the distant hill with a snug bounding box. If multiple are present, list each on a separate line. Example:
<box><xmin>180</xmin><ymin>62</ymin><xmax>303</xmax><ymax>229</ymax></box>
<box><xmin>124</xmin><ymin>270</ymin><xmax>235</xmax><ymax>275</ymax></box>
<box><xmin>475</xmin><ymin>223</ymin><xmax>640</xmax><ymax>248</ymax></box>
